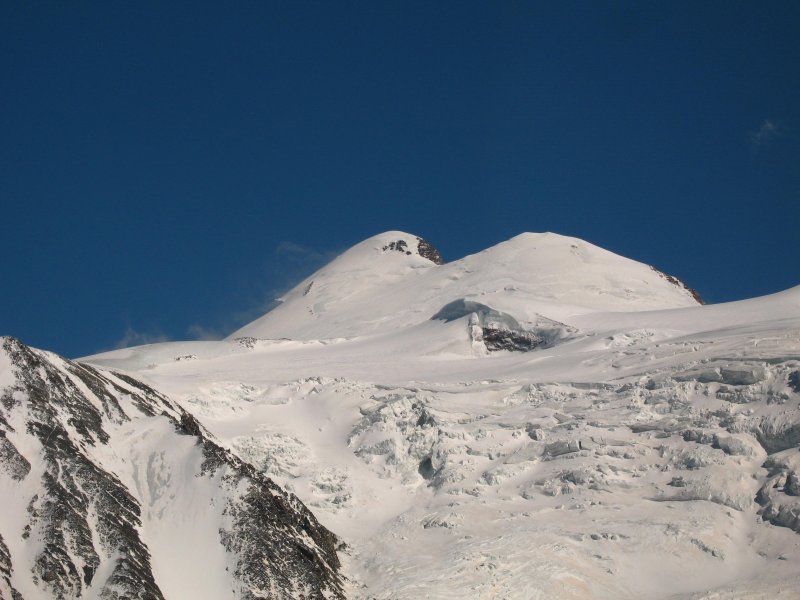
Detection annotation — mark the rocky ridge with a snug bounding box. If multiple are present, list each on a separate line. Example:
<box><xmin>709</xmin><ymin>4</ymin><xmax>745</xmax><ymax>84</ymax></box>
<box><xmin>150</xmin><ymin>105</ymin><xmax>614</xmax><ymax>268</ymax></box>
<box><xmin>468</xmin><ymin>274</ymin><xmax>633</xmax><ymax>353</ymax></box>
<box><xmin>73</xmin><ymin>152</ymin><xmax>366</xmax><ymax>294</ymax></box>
<box><xmin>0</xmin><ymin>336</ymin><xmax>344</xmax><ymax>599</ymax></box>
<box><xmin>649</xmin><ymin>265</ymin><xmax>704</xmax><ymax>305</ymax></box>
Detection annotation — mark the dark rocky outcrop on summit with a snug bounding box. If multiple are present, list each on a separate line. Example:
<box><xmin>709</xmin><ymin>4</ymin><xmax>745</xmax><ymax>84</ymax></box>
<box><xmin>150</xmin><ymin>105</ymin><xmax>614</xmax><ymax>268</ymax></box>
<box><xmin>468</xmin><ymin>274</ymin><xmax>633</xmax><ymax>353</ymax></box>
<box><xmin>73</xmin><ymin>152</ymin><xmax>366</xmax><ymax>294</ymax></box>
<box><xmin>382</xmin><ymin>236</ymin><xmax>445</xmax><ymax>265</ymax></box>
<box><xmin>416</xmin><ymin>237</ymin><xmax>444</xmax><ymax>265</ymax></box>
<box><xmin>0</xmin><ymin>337</ymin><xmax>344</xmax><ymax>599</ymax></box>
<box><xmin>382</xmin><ymin>239</ymin><xmax>413</xmax><ymax>255</ymax></box>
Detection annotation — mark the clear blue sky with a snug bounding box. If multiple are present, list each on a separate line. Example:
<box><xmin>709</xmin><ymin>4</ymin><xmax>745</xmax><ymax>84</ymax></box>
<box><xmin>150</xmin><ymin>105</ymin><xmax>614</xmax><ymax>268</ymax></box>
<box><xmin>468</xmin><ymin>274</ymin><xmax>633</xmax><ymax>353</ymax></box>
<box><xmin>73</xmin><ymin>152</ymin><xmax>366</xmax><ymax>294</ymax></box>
<box><xmin>2</xmin><ymin>1</ymin><xmax>798</xmax><ymax>358</ymax></box>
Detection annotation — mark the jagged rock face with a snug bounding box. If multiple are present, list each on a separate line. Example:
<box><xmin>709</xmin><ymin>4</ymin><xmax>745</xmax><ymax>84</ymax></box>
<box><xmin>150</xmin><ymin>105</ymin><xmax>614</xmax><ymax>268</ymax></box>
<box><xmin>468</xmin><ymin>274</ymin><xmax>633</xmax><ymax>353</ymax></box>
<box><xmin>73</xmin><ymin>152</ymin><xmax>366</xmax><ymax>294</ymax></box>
<box><xmin>416</xmin><ymin>237</ymin><xmax>444</xmax><ymax>265</ymax></box>
<box><xmin>481</xmin><ymin>327</ymin><xmax>542</xmax><ymax>352</ymax></box>
<box><xmin>0</xmin><ymin>532</ymin><xmax>22</xmax><ymax>600</ymax></box>
<box><xmin>0</xmin><ymin>337</ymin><xmax>344</xmax><ymax>600</ymax></box>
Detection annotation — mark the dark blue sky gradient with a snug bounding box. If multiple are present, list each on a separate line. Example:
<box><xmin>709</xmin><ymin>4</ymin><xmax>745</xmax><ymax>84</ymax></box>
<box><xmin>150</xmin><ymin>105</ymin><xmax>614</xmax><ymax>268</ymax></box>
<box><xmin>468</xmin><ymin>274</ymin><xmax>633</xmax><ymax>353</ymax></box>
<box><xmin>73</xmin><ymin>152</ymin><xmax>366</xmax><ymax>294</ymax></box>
<box><xmin>2</xmin><ymin>2</ymin><xmax>799</xmax><ymax>357</ymax></box>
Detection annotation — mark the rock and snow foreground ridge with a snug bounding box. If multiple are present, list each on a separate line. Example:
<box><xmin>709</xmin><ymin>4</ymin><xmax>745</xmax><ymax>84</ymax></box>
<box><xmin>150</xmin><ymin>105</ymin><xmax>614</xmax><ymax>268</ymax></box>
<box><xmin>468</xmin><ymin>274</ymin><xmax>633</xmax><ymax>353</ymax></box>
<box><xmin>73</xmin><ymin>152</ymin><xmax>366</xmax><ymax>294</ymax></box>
<box><xmin>0</xmin><ymin>337</ymin><xmax>344</xmax><ymax>600</ymax></box>
<box><xmin>3</xmin><ymin>231</ymin><xmax>800</xmax><ymax>599</ymax></box>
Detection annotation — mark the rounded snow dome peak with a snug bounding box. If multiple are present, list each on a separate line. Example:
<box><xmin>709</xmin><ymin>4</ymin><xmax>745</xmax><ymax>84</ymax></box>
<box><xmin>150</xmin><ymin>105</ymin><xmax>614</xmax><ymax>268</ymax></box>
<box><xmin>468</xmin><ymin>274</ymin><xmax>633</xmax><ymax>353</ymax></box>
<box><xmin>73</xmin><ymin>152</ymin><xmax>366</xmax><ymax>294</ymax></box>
<box><xmin>507</xmin><ymin>231</ymin><xmax>580</xmax><ymax>245</ymax></box>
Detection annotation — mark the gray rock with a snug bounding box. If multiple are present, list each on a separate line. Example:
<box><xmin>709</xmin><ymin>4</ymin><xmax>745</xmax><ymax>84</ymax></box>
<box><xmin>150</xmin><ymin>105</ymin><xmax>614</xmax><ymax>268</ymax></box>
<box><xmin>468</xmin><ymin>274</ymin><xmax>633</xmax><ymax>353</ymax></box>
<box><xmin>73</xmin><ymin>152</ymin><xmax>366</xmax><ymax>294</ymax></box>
<box><xmin>544</xmin><ymin>440</ymin><xmax>581</xmax><ymax>457</ymax></box>
<box><xmin>719</xmin><ymin>367</ymin><xmax>764</xmax><ymax>386</ymax></box>
<box><xmin>788</xmin><ymin>370</ymin><xmax>800</xmax><ymax>393</ymax></box>
<box><xmin>713</xmin><ymin>434</ymin><xmax>758</xmax><ymax>457</ymax></box>
<box><xmin>526</xmin><ymin>424</ymin><xmax>545</xmax><ymax>441</ymax></box>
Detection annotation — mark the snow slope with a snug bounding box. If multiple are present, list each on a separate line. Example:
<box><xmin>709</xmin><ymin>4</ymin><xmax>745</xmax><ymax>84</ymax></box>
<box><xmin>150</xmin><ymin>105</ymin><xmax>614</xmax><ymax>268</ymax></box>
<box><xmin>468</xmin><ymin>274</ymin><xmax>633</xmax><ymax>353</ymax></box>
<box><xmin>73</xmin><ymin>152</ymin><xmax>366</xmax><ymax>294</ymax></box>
<box><xmin>76</xmin><ymin>231</ymin><xmax>800</xmax><ymax>599</ymax></box>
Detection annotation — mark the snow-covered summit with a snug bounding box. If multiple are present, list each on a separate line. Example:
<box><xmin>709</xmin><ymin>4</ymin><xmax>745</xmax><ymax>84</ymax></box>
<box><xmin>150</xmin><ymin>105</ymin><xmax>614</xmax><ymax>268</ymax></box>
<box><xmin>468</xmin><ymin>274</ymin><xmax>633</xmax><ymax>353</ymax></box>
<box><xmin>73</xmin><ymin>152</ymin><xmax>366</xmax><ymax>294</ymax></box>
<box><xmin>305</xmin><ymin>231</ymin><xmax>445</xmax><ymax>274</ymax></box>
<box><xmin>229</xmin><ymin>230</ymin><xmax>701</xmax><ymax>341</ymax></box>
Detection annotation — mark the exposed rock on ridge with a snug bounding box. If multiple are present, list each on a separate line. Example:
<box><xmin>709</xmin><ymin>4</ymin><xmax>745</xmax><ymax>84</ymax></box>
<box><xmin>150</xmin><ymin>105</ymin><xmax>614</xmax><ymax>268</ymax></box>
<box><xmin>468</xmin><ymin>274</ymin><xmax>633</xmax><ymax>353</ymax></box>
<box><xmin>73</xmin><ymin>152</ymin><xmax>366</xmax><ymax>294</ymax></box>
<box><xmin>0</xmin><ymin>532</ymin><xmax>22</xmax><ymax>600</ymax></box>
<box><xmin>382</xmin><ymin>236</ymin><xmax>444</xmax><ymax>265</ymax></box>
<box><xmin>650</xmin><ymin>265</ymin><xmax>704</xmax><ymax>304</ymax></box>
<box><xmin>416</xmin><ymin>237</ymin><xmax>444</xmax><ymax>265</ymax></box>
<box><xmin>0</xmin><ymin>336</ymin><xmax>344</xmax><ymax>600</ymax></box>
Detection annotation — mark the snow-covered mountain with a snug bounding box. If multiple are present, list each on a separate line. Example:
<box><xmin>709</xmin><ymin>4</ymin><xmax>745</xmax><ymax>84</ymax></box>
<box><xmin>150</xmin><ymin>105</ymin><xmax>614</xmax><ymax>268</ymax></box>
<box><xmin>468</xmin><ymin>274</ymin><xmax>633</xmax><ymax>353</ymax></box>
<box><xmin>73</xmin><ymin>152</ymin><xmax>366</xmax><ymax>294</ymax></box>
<box><xmin>3</xmin><ymin>231</ymin><xmax>800</xmax><ymax>599</ymax></box>
<box><xmin>229</xmin><ymin>231</ymin><xmax>702</xmax><ymax>342</ymax></box>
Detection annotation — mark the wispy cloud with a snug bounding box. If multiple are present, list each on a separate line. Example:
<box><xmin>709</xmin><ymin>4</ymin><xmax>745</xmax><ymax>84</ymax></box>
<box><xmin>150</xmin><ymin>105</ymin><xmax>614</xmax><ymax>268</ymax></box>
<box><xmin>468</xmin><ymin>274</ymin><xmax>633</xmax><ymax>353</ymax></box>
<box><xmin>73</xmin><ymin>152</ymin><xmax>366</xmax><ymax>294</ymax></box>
<box><xmin>274</xmin><ymin>241</ymin><xmax>338</xmax><ymax>271</ymax></box>
<box><xmin>270</xmin><ymin>240</ymin><xmax>339</xmax><ymax>299</ymax></box>
<box><xmin>99</xmin><ymin>240</ymin><xmax>340</xmax><ymax>350</ymax></box>
<box><xmin>112</xmin><ymin>327</ymin><xmax>169</xmax><ymax>349</ymax></box>
<box><xmin>225</xmin><ymin>294</ymin><xmax>283</xmax><ymax>334</ymax></box>
<box><xmin>750</xmin><ymin>119</ymin><xmax>784</xmax><ymax>148</ymax></box>
<box><xmin>188</xmin><ymin>240</ymin><xmax>341</xmax><ymax>339</ymax></box>
<box><xmin>228</xmin><ymin>241</ymin><xmax>340</xmax><ymax>328</ymax></box>
<box><xmin>186</xmin><ymin>323</ymin><xmax>225</xmax><ymax>341</ymax></box>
